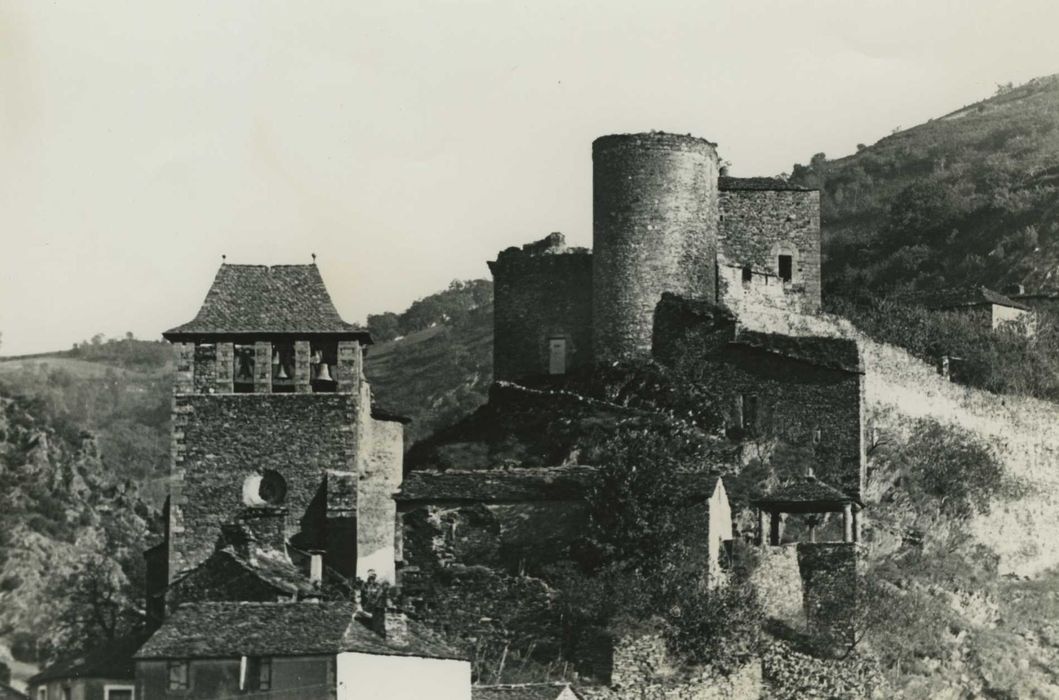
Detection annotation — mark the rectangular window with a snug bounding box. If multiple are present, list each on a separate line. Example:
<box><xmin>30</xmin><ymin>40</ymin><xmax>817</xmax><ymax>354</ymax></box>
<box><xmin>167</xmin><ymin>660</ymin><xmax>190</xmax><ymax>690</ymax></box>
<box><xmin>104</xmin><ymin>686</ymin><xmax>135</xmax><ymax>700</ymax></box>
<box><xmin>245</xmin><ymin>656</ymin><xmax>272</xmax><ymax>691</ymax></box>
<box><xmin>778</xmin><ymin>255</ymin><xmax>793</xmax><ymax>282</ymax></box>
<box><xmin>741</xmin><ymin>266</ymin><xmax>752</xmax><ymax>284</ymax></box>
<box><xmin>548</xmin><ymin>338</ymin><xmax>567</xmax><ymax>375</ymax></box>
<box><xmin>743</xmin><ymin>394</ymin><xmax>759</xmax><ymax>436</ymax></box>
<box><xmin>38</xmin><ymin>689</ymin><xmax>47</xmax><ymax>700</ymax></box>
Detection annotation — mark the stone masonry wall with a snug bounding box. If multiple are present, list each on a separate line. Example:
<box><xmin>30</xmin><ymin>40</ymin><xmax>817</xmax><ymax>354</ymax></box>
<box><xmin>733</xmin><ymin>305</ymin><xmax>1059</xmax><ymax>576</ymax></box>
<box><xmin>168</xmin><ymin>393</ymin><xmax>358</xmax><ymax>578</ymax></box>
<box><xmin>593</xmin><ymin>133</ymin><xmax>720</xmax><ymax>362</ymax></box>
<box><xmin>356</xmin><ymin>412</ymin><xmax>403</xmax><ymax>583</ymax></box>
<box><xmin>696</xmin><ymin>346</ymin><xmax>864</xmax><ymax>499</ymax></box>
<box><xmin>749</xmin><ymin>545</ymin><xmax>804</xmax><ymax>627</ymax></box>
<box><xmin>797</xmin><ymin>543</ymin><xmax>862</xmax><ymax>653</ymax></box>
<box><xmin>488</xmin><ymin>236</ymin><xmax>594</xmax><ymax>381</ymax></box>
<box><xmin>718</xmin><ymin>189</ymin><xmax>821</xmax><ymax>313</ymax></box>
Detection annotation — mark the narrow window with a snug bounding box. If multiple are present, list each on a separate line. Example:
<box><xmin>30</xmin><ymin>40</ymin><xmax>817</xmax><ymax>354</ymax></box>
<box><xmin>741</xmin><ymin>266</ymin><xmax>752</xmax><ymax>284</ymax></box>
<box><xmin>812</xmin><ymin>427</ymin><xmax>822</xmax><ymax>445</ymax></box>
<box><xmin>778</xmin><ymin>255</ymin><xmax>793</xmax><ymax>282</ymax></box>
<box><xmin>733</xmin><ymin>394</ymin><xmax>744</xmax><ymax>430</ymax></box>
<box><xmin>37</xmin><ymin>689</ymin><xmax>46</xmax><ymax>700</ymax></box>
<box><xmin>167</xmin><ymin>660</ymin><xmax>190</xmax><ymax>691</ymax></box>
<box><xmin>244</xmin><ymin>656</ymin><xmax>272</xmax><ymax>691</ymax></box>
<box><xmin>548</xmin><ymin>338</ymin><xmax>567</xmax><ymax>375</ymax></box>
<box><xmin>743</xmin><ymin>394</ymin><xmax>759</xmax><ymax>436</ymax></box>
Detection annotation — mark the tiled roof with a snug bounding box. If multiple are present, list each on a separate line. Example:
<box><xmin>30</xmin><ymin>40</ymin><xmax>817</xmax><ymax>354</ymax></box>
<box><xmin>731</xmin><ymin>331</ymin><xmax>862</xmax><ymax>374</ymax></box>
<box><xmin>399</xmin><ymin>467</ymin><xmax>722</xmax><ymax>505</ymax></box>
<box><xmin>719</xmin><ymin>176</ymin><xmax>815</xmax><ymax>192</ymax></box>
<box><xmin>0</xmin><ymin>683</ymin><xmax>26</xmax><ymax>700</ymax></box>
<box><xmin>135</xmin><ymin>602</ymin><xmax>463</xmax><ymax>660</ymax></box>
<box><xmin>473</xmin><ymin>683</ymin><xmax>581</xmax><ymax>700</ymax></box>
<box><xmin>398</xmin><ymin>466</ymin><xmax>598</xmax><ymax>503</ymax></box>
<box><xmin>752</xmin><ymin>474</ymin><xmax>859</xmax><ymax>512</ymax></box>
<box><xmin>907</xmin><ymin>285</ymin><xmax>1030</xmax><ymax>311</ymax></box>
<box><xmin>163</xmin><ymin>264</ymin><xmax>371</xmax><ymax>338</ymax></box>
<box><xmin>30</xmin><ymin>634</ymin><xmax>146</xmax><ymax>684</ymax></box>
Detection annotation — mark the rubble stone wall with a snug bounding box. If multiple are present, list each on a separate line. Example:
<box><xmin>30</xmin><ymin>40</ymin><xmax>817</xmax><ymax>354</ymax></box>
<box><xmin>593</xmin><ymin>133</ymin><xmax>720</xmax><ymax>361</ymax></box>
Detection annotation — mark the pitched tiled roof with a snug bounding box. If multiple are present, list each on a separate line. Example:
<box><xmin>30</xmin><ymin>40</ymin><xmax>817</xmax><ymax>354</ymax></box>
<box><xmin>752</xmin><ymin>474</ymin><xmax>859</xmax><ymax>512</ymax></box>
<box><xmin>135</xmin><ymin>602</ymin><xmax>463</xmax><ymax>660</ymax></box>
<box><xmin>163</xmin><ymin>264</ymin><xmax>371</xmax><ymax>339</ymax></box>
<box><xmin>731</xmin><ymin>331</ymin><xmax>862</xmax><ymax>374</ymax></box>
<box><xmin>398</xmin><ymin>466</ymin><xmax>599</xmax><ymax>503</ymax></box>
<box><xmin>719</xmin><ymin>176</ymin><xmax>815</xmax><ymax>192</ymax></box>
<box><xmin>473</xmin><ymin>683</ymin><xmax>581</xmax><ymax>700</ymax></box>
<box><xmin>907</xmin><ymin>285</ymin><xmax>1030</xmax><ymax>311</ymax></box>
<box><xmin>0</xmin><ymin>683</ymin><xmax>27</xmax><ymax>700</ymax></box>
<box><xmin>399</xmin><ymin>467</ymin><xmax>722</xmax><ymax>505</ymax></box>
<box><xmin>30</xmin><ymin>634</ymin><xmax>146</xmax><ymax>684</ymax></box>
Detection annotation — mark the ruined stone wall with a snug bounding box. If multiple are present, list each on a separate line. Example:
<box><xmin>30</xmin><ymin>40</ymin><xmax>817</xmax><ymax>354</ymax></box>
<box><xmin>695</xmin><ymin>347</ymin><xmax>864</xmax><ymax>499</ymax></box>
<box><xmin>356</xmin><ymin>410</ymin><xmax>404</xmax><ymax>583</ymax></box>
<box><xmin>797</xmin><ymin>543</ymin><xmax>861</xmax><ymax>653</ymax></box>
<box><xmin>718</xmin><ymin>189</ymin><xmax>821</xmax><ymax>313</ymax></box>
<box><xmin>488</xmin><ymin>240</ymin><xmax>594</xmax><ymax>381</ymax></box>
<box><xmin>593</xmin><ymin>133</ymin><xmax>720</xmax><ymax>361</ymax></box>
<box><xmin>748</xmin><ymin>545</ymin><xmax>804</xmax><ymax>627</ymax></box>
<box><xmin>168</xmin><ymin>393</ymin><xmax>358</xmax><ymax>578</ymax></box>
<box><xmin>578</xmin><ymin>656</ymin><xmax>762</xmax><ymax>700</ymax></box>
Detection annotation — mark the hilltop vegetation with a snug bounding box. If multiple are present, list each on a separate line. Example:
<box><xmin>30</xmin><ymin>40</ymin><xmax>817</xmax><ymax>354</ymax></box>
<box><xmin>789</xmin><ymin>74</ymin><xmax>1059</xmax><ymax>296</ymax></box>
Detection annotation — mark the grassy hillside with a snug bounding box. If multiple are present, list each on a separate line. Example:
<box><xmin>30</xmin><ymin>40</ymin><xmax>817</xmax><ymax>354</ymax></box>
<box><xmin>789</xmin><ymin>73</ymin><xmax>1059</xmax><ymax>296</ymax></box>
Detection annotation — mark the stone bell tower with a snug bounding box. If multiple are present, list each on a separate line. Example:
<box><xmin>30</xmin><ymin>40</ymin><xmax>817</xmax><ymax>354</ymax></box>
<box><xmin>156</xmin><ymin>262</ymin><xmax>404</xmax><ymax>592</ymax></box>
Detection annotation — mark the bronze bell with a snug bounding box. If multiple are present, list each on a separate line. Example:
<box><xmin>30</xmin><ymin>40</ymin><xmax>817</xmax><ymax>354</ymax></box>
<box><xmin>316</xmin><ymin>362</ymin><xmax>333</xmax><ymax>382</ymax></box>
<box><xmin>272</xmin><ymin>350</ymin><xmax>281</xmax><ymax>365</ymax></box>
<box><xmin>277</xmin><ymin>364</ymin><xmax>289</xmax><ymax>380</ymax></box>
<box><xmin>237</xmin><ymin>354</ymin><xmax>253</xmax><ymax>380</ymax></box>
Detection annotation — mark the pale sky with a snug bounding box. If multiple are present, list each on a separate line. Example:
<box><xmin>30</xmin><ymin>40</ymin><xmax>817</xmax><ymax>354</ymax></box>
<box><xmin>2</xmin><ymin>1</ymin><xmax>1057</xmax><ymax>355</ymax></box>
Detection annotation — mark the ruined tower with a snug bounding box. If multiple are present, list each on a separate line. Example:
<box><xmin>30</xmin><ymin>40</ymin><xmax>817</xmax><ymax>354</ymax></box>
<box><xmin>592</xmin><ymin>132</ymin><xmax>720</xmax><ymax>361</ymax></box>
<box><xmin>157</xmin><ymin>263</ymin><xmax>404</xmax><ymax>593</ymax></box>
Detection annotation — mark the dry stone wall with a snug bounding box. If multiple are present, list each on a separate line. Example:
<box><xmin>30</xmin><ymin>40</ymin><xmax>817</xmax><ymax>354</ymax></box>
<box><xmin>733</xmin><ymin>305</ymin><xmax>1059</xmax><ymax>576</ymax></box>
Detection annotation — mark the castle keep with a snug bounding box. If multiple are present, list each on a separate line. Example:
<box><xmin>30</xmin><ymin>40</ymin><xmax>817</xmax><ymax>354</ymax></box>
<box><xmin>490</xmin><ymin>132</ymin><xmax>821</xmax><ymax>381</ymax></box>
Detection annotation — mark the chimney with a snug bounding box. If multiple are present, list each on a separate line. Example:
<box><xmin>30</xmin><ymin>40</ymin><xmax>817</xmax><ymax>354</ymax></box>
<box><xmin>235</xmin><ymin>506</ymin><xmax>289</xmax><ymax>559</ymax></box>
<box><xmin>372</xmin><ymin>605</ymin><xmax>410</xmax><ymax>646</ymax></box>
<box><xmin>309</xmin><ymin>550</ymin><xmax>324</xmax><ymax>586</ymax></box>
<box><xmin>1007</xmin><ymin>284</ymin><xmax>1026</xmax><ymax>296</ymax></box>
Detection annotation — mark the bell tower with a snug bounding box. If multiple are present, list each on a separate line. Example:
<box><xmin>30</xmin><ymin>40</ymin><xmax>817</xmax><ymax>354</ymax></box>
<box><xmin>157</xmin><ymin>262</ymin><xmax>404</xmax><ymax>599</ymax></box>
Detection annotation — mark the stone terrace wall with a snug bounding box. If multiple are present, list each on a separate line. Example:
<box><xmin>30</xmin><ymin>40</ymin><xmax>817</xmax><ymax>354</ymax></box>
<box><xmin>578</xmin><ymin>661</ymin><xmax>762</xmax><ymax>700</ymax></box>
<box><xmin>798</xmin><ymin>543</ymin><xmax>861</xmax><ymax>653</ymax></box>
<box><xmin>749</xmin><ymin>545</ymin><xmax>804</xmax><ymax>627</ymax></box>
<box><xmin>734</xmin><ymin>305</ymin><xmax>1059</xmax><ymax>576</ymax></box>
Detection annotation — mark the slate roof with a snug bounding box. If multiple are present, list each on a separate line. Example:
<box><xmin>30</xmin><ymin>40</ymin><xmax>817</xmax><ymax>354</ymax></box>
<box><xmin>399</xmin><ymin>467</ymin><xmax>722</xmax><ymax>505</ymax></box>
<box><xmin>209</xmin><ymin>547</ymin><xmax>317</xmax><ymax>597</ymax></box>
<box><xmin>473</xmin><ymin>683</ymin><xmax>581</xmax><ymax>700</ymax></box>
<box><xmin>135</xmin><ymin>601</ymin><xmax>463</xmax><ymax>660</ymax></box>
<box><xmin>163</xmin><ymin>264</ymin><xmax>371</xmax><ymax>339</ymax></box>
<box><xmin>398</xmin><ymin>466</ymin><xmax>599</xmax><ymax>503</ymax></box>
<box><xmin>909</xmin><ymin>285</ymin><xmax>1030</xmax><ymax>311</ymax></box>
<box><xmin>0</xmin><ymin>683</ymin><xmax>27</xmax><ymax>700</ymax></box>
<box><xmin>29</xmin><ymin>634</ymin><xmax>146</xmax><ymax>684</ymax></box>
<box><xmin>719</xmin><ymin>176</ymin><xmax>815</xmax><ymax>192</ymax></box>
<box><xmin>752</xmin><ymin>474</ymin><xmax>860</xmax><ymax>512</ymax></box>
<box><xmin>730</xmin><ymin>331</ymin><xmax>862</xmax><ymax>374</ymax></box>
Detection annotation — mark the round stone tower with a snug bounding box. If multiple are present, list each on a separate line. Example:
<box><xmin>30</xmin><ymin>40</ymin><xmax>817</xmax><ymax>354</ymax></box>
<box><xmin>592</xmin><ymin>132</ymin><xmax>720</xmax><ymax>361</ymax></box>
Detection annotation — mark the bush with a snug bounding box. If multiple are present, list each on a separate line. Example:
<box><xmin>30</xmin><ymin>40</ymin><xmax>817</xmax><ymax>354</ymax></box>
<box><xmin>666</xmin><ymin>581</ymin><xmax>763</xmax><ymax>672</ymax></box>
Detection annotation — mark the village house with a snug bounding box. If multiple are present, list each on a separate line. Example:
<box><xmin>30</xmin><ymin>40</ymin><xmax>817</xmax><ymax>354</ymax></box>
<box><xmin>134</xmin><ymin>601</ymin><xmax>469</xmax><ymax>699</ymax></box>
<box><xmin>908</xmin><ymin>285</ymin><xmax>1036</xmax><ymax>336</ymax></box>
<box><xmin>26</xmin><ymin>635</ymin><xmax>145</xmax><ymax>700</ymax></box>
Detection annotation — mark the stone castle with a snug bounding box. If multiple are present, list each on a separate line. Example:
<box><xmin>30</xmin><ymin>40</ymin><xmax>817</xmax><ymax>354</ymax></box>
<box><xmin>33</xmin><ymin>132</ymin><xmax>870</xmax><ymax>700</ymax></box>
<box><xmin>490</xmin><ymin>132</ymin><xmax>821</xmax><ymax>381</ymax></box>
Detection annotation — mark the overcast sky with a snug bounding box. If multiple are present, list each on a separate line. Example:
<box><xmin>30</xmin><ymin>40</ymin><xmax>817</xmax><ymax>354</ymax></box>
<box><xmin>2</xmin><ymin>1</ymin><xmax>1057</xmax><ymax>355</ymax></box>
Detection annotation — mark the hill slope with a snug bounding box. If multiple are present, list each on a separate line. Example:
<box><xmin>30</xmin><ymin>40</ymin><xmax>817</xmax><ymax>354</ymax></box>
<box><xmin>789</xmin><ymin>73</ymin><xmax>1059</xmax><ymax>296</ymax></box>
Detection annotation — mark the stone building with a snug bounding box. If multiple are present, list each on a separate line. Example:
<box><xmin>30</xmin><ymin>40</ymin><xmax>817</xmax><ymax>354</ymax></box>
<box><xmin>134</xmin><ymin>601</ymin><xmax>470</xmax><ymax>699</ymax></box>
<box><xmin>909</xmin><ymin>285</ymin><xmax>1036</xmax><ymax>336</ymax></box>
<box><xmin>490</xmin><ymin>132</ymin><xmax>822</xmax><ymax>381</ymax></box>
<box><xmin>27</xmin><ymin>635</ymin><xmax>145</xmax><ymax>700</ymax></box>
<box><xmin>155</xmin><ymin>262</ymin><xmax>406</xmax><ymax>608</ymax></box>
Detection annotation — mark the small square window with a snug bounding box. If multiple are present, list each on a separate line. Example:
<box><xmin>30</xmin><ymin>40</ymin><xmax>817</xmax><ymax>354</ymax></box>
<box><xmin>168</xmin><ymin>660</ymin><xmax>190</xmax><ymax>691</ymax></box>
